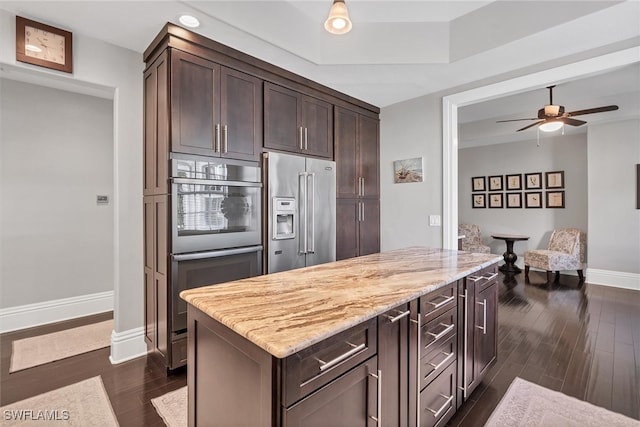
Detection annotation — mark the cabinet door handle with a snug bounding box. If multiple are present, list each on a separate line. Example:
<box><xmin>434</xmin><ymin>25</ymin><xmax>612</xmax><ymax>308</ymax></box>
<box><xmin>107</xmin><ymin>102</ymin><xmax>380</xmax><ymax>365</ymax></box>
<box><xmin>467</xmin><ymin>275</ymin><xmax>482</xmax><ymax>283</ymax></box>
<box><xmin>215</xmin><ymin>124</ymin><xmax>221</xmax><ymax>153</ymax></box>
<box><xmin>223</xmin><ymin>125</ymin><xmax>228</xmax><ymax>153</ymax></box>
<box><xmin>476</xmin><ymin>299</ymin><xmax>487</xmax><ymax>335</ymax></box>
<box><xmin>460</xmin><ymin>289</ymin><xmax>468</xmax><ymax>398</ymax></box>
<box><xmin>384</xmin><ymin>309</ymin><xmax>411</xmax><ymax>323</ymax></box>
<box><xmin>304</xmin><ymin>127</ymin><xmax>308</xmax><ymax>150</ymax></box>
<box><xmin>410</xmin><ymin>312</ymin><xmax>421</xmax><ymax>427</ymax></box>
<box><xmin>299</xmin><ymin>127</ymin><xmax>304</xmax><ymax>150</ymax></box>
<box><xmin>426</xmin><ymin>351</ymin><xmax>455</xmax><ymax>373</ymax></box>
<box><xmin>426</xmin><ymin>323</ymin><xmax>455</xmax><ymax>341</ymax></box>
<box><xmin>425</xmin><ymin>294</ymin><xmax>455</xmax><ymax>310</ymax></box>
<box><xmin>317</xmin><ymin>342</ymin><xmax>366</xmax><ymax>372</ymax></box>
<box><xmin>426</xmin><ymin>394</ymin><xmax>454</xmax><ymax>419</ymax></box>
<box><xmin>361</xmin><ymin>201</ymin><xmax>365</xmax><ymax>222</ymax></box>
<box><xmin>483</xmin><ymin>272</ymin><xmax>498</xmax><ymax>281</ymax></box>
<box><xmin>361</xmin><ymin>177</ymin><xmax>365</xmax><ymax>196</ymax></box>
<box><xmin>368</xmin><ymin>369</ymin><xmax>382</xmax><ymax>425</ymax></box>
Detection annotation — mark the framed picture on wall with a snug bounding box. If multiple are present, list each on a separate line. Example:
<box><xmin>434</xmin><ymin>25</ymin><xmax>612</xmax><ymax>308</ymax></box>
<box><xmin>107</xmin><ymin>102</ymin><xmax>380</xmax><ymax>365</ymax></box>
<box><xmin>488</xmin><ymin>193</ymin><xmax>503</xmax><ymax>208</ymax></box>
<box><xmin>488</xmin><ymin>175</ymin><xmax>503</xmax><ymax>191</ymax></box>
<box><xmin>525</xmin><ymin>192</ymin><xmax>543</xmax><ymax>208</ymax></box>
<box><xmin>545</xmin><ymin>171</ymin><xmax>564</xmax><ymax>189</ymax></box>
<box><xmin>524</xmin><ymin>172</ymin><xmax>542</xmax><ymax>190</ymax></box>
<box><xmin>472</xmin><ymin>176</ymin><xmax>486</xmax><ymax>192</ymax></box>
<box><xmin>546</xmin><ymin>191</ymin><xmax>565</xmax><ymax>208</ymax></box>
<box><xmin>472</xmin><ymin>194</ymin><xmax>486</xmax><ymax>208</ymax></box>
<box><xmin>506</xmin><ymin>174</ymin><xmax>522</xmax><ymax>190</ymax></box>
<box><xmin>506</xmin><ymin>192</ymin><xmax>522</xmax><ymax>208</ymax></box>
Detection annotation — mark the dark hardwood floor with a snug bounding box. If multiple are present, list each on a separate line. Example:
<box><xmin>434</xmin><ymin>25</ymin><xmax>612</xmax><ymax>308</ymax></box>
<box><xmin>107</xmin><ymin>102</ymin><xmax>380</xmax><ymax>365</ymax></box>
<box><xmin>448</xmin><ymin>270</ymin><xmax>640</xmax><ymax>426</ymax></box>
<box><xmin>1</xmin><ymin>271</ymin><xmax>638</xmax><ymax>426</ymax></box>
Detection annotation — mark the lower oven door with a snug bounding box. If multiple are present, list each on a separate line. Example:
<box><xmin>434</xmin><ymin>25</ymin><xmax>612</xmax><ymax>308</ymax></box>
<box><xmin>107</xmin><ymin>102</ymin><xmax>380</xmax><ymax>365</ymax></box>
<box><xmin>170</xmin><ymin>245</ymin><xmax>262</xmax><ymax>337</ymax></box>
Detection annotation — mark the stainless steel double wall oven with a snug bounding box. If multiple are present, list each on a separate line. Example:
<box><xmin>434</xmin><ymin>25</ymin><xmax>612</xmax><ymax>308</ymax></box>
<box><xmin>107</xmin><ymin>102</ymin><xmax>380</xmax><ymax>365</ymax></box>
<box><xmin>169</xmin><ymin>153</ymin><xmax>262</xmax><ymax>368</ymax></box>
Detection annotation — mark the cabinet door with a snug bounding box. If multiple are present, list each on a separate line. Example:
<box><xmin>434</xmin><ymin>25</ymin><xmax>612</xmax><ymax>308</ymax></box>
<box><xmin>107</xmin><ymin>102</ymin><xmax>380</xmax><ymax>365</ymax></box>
<box><xmin>474</xmin><ymin>282</ymin><xmax>497</xmax><ymax>381</ymax></box>
<box><xmin>336</xmin><ymin>199</ymin><xmax>359</xmax><ymax>260</ymax></box>
<box><xmin>143</xmin><ymin>197</ymin><xmax>155</xmax><ymax>347</ymax></box>
<box><xmin>379</xmin><ymin>304</ymin><xmax>411</xmax><ymax>427</ymax></box>
<box><xmin>335</xmin><ymin>106</ymin><xmax>359</xmax><ymax>198</ymax></box>
<box><xmin>220</xmin><ymin>67</ymin><xmax>262</xmax><ymax>161</ymax></box>
<box><xmin>284</xmin><ymin>357</ymin><xmax>378</xmax><ymax>427</ymax></box>
<box><xmin>170</xmin><ymin>50</ymin><xmax>221</xmax><ymax>156</ymax></box>
<box><xmin>143</xmin><ymin>51</ymin><xmax>168</xmax><ymax>195</ymax></box>
<box><xmin>359</xmin><ymin>199</ymin><xmax>380</xmax><ymax>256</ymax></box>
<box><xmin>358</xmin><ymin>114</ymin><xmax>380</xmax><ymax>198</ymax></box>
<box><xmin>264</xmin><ymin>82</ymin><xmax>301</xmax><ymax>152</ymax></box>
<box><xmin>301</xmin><ymin>95</ymin><xmax>333</xmax><ymax>158</ymax></box>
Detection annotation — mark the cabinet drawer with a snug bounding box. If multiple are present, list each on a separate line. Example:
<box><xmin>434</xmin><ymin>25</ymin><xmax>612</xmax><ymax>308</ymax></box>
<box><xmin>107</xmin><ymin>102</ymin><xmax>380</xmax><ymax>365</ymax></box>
<box><xmin>466</xmin><ymin>264</ymin><xmax>498</xmax><ymax>293</ymax></box>
<box><xmin>419</xmin><ymin>362</ymin><xmax>457</xmax><ymax>427</ymax></box>
<box><xmin>420</xmin><ymin>282</ymin><xmax>456</xmax><ymax>323</ymax></box>
<box><xmin>420</xmin><ymin>332</ymin><xmax>456</xmax><ymax>391</ymax></box>
<box><xmin>282</xmin><ymin>318</ymin><xmax>377</xmax><ymax>407</ymax></box>
<box><xmin>420</xmin><ymin>307</ymin><xmax>456</xmax><ymax>358</ymax></box>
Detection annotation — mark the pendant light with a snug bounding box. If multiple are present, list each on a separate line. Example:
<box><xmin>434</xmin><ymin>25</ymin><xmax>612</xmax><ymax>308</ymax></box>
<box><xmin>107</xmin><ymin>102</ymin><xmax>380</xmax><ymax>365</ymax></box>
<box><xmin>324</xmin><ymin>0</ymin><xmax>352</xmax><ymax>35</ymax></box>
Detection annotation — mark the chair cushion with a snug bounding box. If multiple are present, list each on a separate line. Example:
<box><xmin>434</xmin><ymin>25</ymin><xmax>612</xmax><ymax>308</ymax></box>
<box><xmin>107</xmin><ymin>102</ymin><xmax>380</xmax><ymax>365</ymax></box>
<box><xmin>524</xmin><ymin>249</ymin><xmax>581</xmax><ymax>271</ymax></box>
<box><xmin>548</xmin><ymin>229</ymin><xmax>579</xmax><ymax>254</ymax></box>
<box><xmin>462</xmin><ymin>244</ymin><xmax>491</xmax><ymax>254</ymax></box>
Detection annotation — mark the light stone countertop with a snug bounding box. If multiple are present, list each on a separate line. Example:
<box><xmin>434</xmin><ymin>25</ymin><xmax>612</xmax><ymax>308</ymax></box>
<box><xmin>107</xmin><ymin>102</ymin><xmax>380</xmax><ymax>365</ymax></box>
<box><xmin>180</xmin><ymin>246</ymin><xmax>501</xmax><ymax>358</ymax></box>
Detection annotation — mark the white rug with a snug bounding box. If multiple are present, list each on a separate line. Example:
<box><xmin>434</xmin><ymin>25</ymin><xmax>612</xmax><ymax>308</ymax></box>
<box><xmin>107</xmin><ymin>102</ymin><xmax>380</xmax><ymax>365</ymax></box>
<box><xmin>0</xmin><ymin>376</ymin><xmax>118</xmax><ymax>426</ymax></box>
<box><xmin>486</xmin><ymin>377</ymin><xmax>640</xmax><ymax>426</ymax></box>
<box><xmin>151</xmin><ymin>386</ymin><xmax>187</xmax><ymax>427</ymax></box>
<box><xmin>10</xmin><ymin>319</ymin><xmax>113</xmax><ymax>373</ymax></box>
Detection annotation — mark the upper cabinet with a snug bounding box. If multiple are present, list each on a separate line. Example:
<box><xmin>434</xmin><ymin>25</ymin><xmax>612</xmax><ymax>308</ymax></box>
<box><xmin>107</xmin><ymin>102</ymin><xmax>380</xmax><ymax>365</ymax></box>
<box><xmin>171</xmin><ymin>50</ymin><xmax>262</xmax><ymax>161</ymax></box>
<box><xmin>335</xmin><ymin>106</ymin><xmax>380</xmax><ymax>199</ymax></box>
<box><xmin>264</xmin><ymin>82</ymin><xmax>333</xmax><ymax>159</ymax></box>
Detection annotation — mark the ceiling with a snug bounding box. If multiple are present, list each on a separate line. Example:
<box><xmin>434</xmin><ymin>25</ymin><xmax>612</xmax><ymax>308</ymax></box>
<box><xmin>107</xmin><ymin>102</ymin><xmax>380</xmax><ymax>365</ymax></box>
<box><xmin>1</xmin><ymin>1</ymin><xmax>639</xmax><ymax>144</ymax></box>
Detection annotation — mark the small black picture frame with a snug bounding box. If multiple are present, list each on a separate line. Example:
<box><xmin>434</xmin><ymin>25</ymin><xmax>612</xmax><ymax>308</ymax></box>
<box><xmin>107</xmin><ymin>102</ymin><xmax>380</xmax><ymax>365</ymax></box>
<box><xmin>488</xmin><ymin>193</ymin><xmax>503</xmax><ymax>208</ymax></box>
<box><xmin>506</xmin><ymin>192</ymin><xmax>522</xmax><ymax>208</ymax></box>
<box><xmin>472</xmin><ymin>193</ymin><xmax>486</xmax><ymax>208</ymax></box>
<box><xmin>525</xmin><ymin>192</ymin><xmax>543</xmax><ymax>208</ymax></box>
<box><xmin>546</xmin><ymin>191</ymin><xmax>565</xmax><ymax>208</ymax></box>
<box><xmin>545</xmin><ymin>171</ymin><xmax>565</xmax><ymax>189</ymax></box>
<box><xmin>525</xmin><ymin>172</ymin><xmax>542</xmax><ymax>190</ymax></box>
<box><xmin>506</xmin><ymin>174</ymin><xmax>522</xmax><ymax>191</ymax></box>
<box><xmin>472</xmin><ymin>176</ymin><xmax>486</xmax><ymax>192</ymax></box>
<box><xmin>488</xmin><ymin>175</ymin><xmax>503</xmax><ymax>192</ymax></box>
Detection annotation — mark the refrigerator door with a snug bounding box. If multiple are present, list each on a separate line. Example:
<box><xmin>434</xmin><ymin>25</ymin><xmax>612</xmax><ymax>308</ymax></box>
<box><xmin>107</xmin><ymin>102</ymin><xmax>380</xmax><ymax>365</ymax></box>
<box><xmin>304</xmin><ymin>157</ymin><xmax>336</xmax><ymax>267</ymax></box>
<box><xmin>266</xmin><ymin>152</ymin><xmax>306</xmax><ymax>273</ymax></box>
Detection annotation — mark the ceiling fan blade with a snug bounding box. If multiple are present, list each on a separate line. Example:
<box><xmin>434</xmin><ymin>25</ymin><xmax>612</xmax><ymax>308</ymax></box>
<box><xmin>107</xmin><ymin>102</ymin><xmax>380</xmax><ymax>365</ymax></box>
<box><xmin>562</xmin><ymin>117</ymin><xmax>587</xmax><ymax>127</ymax></box>
<box><xmin>566</xmin><ymin>105</ymin><xmax>619</xmax><ymax>117</ymax></box>
<box><xmin>517</xmin><ymin>121</ymin><xmax>544</xmax><ymax>132</ymax></box>
<box><xmin>496</xmin><ymin>118</ymin><xmax>538</xmax><ymax>123</ymax></box>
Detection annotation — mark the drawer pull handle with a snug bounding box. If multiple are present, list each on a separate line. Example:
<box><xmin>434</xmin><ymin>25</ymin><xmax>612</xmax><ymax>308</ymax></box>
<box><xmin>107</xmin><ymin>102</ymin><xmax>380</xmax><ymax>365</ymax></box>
<box><xmin>467</xmin><ymin>275</ymin><xmax>482</xmax><ymax>283</ymax></box>
<box><xmin>483</xmin><ymin>272</ymin><xmax>498</xmax><ymax>281</ymax></box>
<box><xmin>476</xmin><ymin>299</ymin><xmax>487</xmax><ymax>335</ymax></box>
<box><xmin>427</xmin><ymin>394</ymin><xmax>454</xmax><ymax>419</ymax></box>
<box><xmin>425</xmin><ymin>294</ymin><xmax>455</xmax><ymax>310</ymax></box>
<box><xmin>426</xmin><ymin>351</ymin><xmax>455</xmax><ymax>373</ymax></box>
<box><xmin>317</xmin><ymin>342</ymin><xmax>366</xmax><ymax>372</ymax></box>
<box><xmin>368</xmin><ymin>369</ymin><xmax>382</xmax><ymax>425</ymax></box>
<box><xmin>385</xmin><ymin>310</ymin><xmax>411</xmax><ymax>323</ymax></box>
<box><xmin>427</xmin><ymin>323</ymin><xmax>455</xmax><ymax>341</ymax></box>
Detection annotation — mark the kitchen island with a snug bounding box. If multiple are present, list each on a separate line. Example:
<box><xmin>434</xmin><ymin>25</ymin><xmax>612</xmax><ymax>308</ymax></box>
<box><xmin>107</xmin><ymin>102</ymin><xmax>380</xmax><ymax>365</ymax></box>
<box><xmin>181</xmin><ymin>247</ymin><xmax>501</xmax><ymax>427</ymax></box>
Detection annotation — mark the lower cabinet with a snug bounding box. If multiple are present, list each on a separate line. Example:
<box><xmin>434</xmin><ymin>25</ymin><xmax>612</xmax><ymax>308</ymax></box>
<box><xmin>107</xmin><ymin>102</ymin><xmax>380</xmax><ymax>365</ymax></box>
<box><xmin>336</xmin><ymin>198</ymin><xmax>380</xmax><ymax>260</ymax></box>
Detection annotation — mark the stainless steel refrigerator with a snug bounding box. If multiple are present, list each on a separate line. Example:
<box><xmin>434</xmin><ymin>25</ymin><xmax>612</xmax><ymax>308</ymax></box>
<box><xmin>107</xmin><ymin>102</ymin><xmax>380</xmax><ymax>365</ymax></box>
<box><xmin>264</xmin><ymin>152</ymin><xmax>336</xmax><ymax>274</ymax></box>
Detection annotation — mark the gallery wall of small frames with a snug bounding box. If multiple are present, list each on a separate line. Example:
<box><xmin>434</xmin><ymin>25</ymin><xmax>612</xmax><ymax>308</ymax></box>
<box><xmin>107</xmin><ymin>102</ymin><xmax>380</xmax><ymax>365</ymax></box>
<box><xmin>471</xmin><ymin>171</ymin><xmax>565</xmax><ymax>209</ymax></box>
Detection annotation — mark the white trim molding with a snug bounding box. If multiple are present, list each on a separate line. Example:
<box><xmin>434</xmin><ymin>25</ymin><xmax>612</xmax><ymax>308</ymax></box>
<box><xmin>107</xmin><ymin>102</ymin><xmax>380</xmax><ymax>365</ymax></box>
<box><xmin>109</xmin><ymin>326</ymin><xmax>147</xmax><ymax>364</ymax></box>
<box><xmin>0</xmin><ymin>291</ymin><xmax>113</xmax><ymax>333</ymax></box>
<box><xmin>587</xmin><ymin>268</ymin><xmax>640</xmax><ymax>291</ymax></box>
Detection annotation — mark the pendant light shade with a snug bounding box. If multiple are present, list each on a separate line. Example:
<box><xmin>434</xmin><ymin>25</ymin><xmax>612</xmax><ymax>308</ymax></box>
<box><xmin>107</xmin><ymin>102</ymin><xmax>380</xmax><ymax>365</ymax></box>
<box><xmin>539</xmin><ymin>120</ymin><xmax>564</xmax><ymax>132</ymax></box>
<box><xmin>324</xmin><ymin>0</ymin><xmax>352</xmax><ymax>35</ymax></box>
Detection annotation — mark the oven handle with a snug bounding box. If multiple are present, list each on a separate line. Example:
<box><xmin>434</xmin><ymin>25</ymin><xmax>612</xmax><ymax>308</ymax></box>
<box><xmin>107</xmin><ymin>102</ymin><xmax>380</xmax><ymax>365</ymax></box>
<box><xmin>171</xmin><ymin>245</ymin><xmax>263</xmax><ymax>262</ymax></box>
<box><xmin>171</xmin><ymin>177</ymin><xmax>262</xmax><ymax>188</ymax></box>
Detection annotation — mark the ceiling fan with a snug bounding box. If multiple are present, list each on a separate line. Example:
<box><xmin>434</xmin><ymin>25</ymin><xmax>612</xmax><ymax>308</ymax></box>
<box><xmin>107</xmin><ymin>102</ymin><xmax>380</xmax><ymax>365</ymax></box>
<box><xmin>497</xmin><ymin>85</ymin><xmax>619</xmax><ymax>132</ymax></box>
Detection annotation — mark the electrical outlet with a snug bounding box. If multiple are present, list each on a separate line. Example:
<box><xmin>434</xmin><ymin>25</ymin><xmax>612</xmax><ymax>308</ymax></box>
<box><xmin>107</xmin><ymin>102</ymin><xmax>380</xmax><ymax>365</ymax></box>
<box><xmin>429</xmin><ymin>215</ymin><xmax>441</xmax><ymax>226</ymax></box>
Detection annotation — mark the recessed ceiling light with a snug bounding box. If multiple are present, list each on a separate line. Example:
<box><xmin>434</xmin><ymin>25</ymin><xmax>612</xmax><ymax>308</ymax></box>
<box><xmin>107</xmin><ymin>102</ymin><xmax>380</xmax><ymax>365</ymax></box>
<box><xmin>179</xmin><ymin>14</ymin><xmax>200</xmax><ymax>28</ymax></box>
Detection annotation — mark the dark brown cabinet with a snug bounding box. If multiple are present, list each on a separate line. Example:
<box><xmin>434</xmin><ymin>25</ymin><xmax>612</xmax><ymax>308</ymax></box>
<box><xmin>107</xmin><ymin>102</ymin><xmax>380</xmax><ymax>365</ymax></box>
<box><xmin>337</xmin><ymin>199</ymin><xmax>380</xmax><ymax>260</ymax></box>
<box><xmin>457</xmin><ymin>265</ymin><xmax>498</xmax><ymax>406</ymax></box>
<box><xmin>170</xmin><ymin>50</ymin><xmax>262</xmax><ymax>161</ymax></box>
<box><xmin>143</xmin><ymin>51</ymin><xmax>169</xmax><ymax>196</ymax></box>
<box><xmin>264</xmin><ymin>82</ymin><xmax>333</xmax><ymax>158</ymax></box>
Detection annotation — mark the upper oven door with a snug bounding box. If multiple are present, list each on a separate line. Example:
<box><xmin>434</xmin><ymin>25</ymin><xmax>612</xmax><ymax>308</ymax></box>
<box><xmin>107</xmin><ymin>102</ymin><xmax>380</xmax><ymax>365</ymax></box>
<box><xmin>171</xmin><ymin>177</ymin><xmax>262</xmax><ymax>253</ymax></box>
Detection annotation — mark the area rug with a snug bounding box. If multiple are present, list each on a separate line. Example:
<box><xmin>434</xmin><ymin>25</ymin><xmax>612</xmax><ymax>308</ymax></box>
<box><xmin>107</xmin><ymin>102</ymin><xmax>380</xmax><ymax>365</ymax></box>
<box><xmin>151</xmin><ymin>386</ymin><xmax>187</xmax><ymax>427</ymax></box>
<box><xmin>0</xmin><ymin>376</ymin><xmax>118</xmax><ymax>426</ymax></box>
<box><xmin>10</xmin><ymin>319</ymin><xmax>113</xmax><ymax>373</ymax></box>
<box><xmin>486</xmin><ymin>377</ymin><xmax>639</xmax><ymax>426</ymax></box>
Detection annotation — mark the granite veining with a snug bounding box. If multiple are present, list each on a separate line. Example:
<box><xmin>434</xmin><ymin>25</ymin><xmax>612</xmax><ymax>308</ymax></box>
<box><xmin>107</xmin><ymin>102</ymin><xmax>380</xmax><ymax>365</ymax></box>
<box><xmin>180</xmin><ymin>247</ymin><xmax>501</xmax><ymax>358</ymax></box>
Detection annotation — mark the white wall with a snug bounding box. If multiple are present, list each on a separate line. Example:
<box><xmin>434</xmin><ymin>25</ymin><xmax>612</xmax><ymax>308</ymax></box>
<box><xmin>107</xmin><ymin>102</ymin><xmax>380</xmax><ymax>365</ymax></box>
<box><xmin>458</xmin><ymin>134</ymin><xmax>588</xmax><ymax>264</ymax></box>
<box><xmin>0</xmin><ymin>79</ymin><xmax>113</xmax><ymax>307</ymax></box>
<box><xmin>587</xmin><ymin>119</ymin><xmax>640</xmax><ymax>277</ymax></box>
<box><xmin>0</xmin><ymin>9</ymin><xmax>144</xmax><ymax>361</ymax></box>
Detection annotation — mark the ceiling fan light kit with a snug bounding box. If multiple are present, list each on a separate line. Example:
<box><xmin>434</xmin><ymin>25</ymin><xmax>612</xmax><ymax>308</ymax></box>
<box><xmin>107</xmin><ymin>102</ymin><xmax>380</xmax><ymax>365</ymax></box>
<box><xmin>497</xmin><ymin>85</ymin><xmax>619</xmax><ymax>133</ymax></box>
<box><xmin>325</xmin><ymin>0</ymin><xmax>352</xmax><ymax>35</ymax></box>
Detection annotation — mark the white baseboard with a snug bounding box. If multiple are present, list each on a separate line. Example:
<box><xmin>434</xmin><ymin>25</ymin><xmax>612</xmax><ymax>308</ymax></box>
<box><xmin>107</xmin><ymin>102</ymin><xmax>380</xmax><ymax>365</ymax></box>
<box><xmin>586</xmin><ymin>268</ymin><xmax>640</xmax><ymax>291</ymax></box>
<box><xmin>109</xmin><ymin>326</ymin><xmax>147</xmax><ymax>364</ymax></box>
<box><xmin>0</xmin><ymin>291</ymin><xmax>114</xmax><ymax>333</ymax></box>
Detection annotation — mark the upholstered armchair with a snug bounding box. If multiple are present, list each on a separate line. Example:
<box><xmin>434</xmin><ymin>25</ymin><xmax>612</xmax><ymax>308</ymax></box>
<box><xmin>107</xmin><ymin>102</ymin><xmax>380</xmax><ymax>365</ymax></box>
<box><xmin>458</xmin><ymin>224</ymin><xmax>491</xmax><ymax>253</ymax></box>
<box><xmin>524</xmin><ymin>228</ymin><xmax>586</xmax><ymax>284</ymax></box>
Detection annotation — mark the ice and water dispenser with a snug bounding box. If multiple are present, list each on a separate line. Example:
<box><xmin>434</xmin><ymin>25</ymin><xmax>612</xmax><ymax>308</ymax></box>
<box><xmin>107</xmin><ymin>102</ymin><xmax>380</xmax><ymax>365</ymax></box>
<box><xmin>272</xmin><ymin>197</ymin><xmax>295</xmax><ymax>240</ymax></box>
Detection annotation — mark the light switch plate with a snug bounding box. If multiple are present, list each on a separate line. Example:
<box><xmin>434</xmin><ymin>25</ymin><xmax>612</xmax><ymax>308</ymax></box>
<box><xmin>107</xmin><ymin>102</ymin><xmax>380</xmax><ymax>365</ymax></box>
<box><xmin>429</xmin><ymin>215</ymin><xmax>441</xmax><ymax>226</ymax></box>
